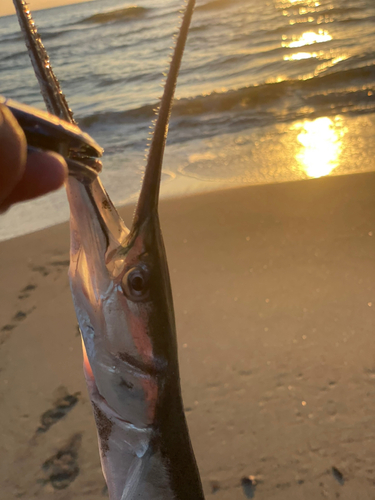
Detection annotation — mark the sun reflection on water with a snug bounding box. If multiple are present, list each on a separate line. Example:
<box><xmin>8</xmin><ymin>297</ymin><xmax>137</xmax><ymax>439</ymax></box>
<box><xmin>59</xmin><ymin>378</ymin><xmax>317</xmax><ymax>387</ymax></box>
<box><xmin>283</xmin><ymin>30</ymin><xmax>332</xmax><ymax>48</ymax></box>
<box><xmin>277</xmin><ymin>0</ymin><xmax>319</xmax><ymax>5</ymax></box>
<box><xmin>283</xmin><ymin>29</ymin><xmax>332</xmax><ymax>61</ymax></box>
<box><xmin>284</xmin><ymin>51</ymin><xmax>321</xmax><ymax>61</ymax></box>
<box><xmin>292</xmin><ymin>117</ymin><xmax>347</xmax><ymax>178</ymax></box>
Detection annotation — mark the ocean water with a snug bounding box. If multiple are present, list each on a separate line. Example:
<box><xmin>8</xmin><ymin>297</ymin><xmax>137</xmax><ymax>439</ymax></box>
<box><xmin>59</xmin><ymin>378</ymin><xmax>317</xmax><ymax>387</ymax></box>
<box><xmin>0</xmin><ymin>0</ymin><xmax>375</xmax><ymax>240</ymax></box>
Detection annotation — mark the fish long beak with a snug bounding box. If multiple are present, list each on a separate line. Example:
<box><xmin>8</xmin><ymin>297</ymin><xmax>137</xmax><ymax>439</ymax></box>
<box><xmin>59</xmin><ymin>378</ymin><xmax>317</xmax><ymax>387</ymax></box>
<box><xmin>132</xmin><ymin>0</ymin><xmax>195</xmax><ymax>230</ymax></box>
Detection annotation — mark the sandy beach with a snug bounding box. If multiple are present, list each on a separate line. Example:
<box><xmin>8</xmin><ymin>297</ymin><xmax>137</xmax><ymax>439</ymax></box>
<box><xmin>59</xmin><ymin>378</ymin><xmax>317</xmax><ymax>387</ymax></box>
<box><xmin>1</xmin><ymin>171</ymin><xmax>375</xmax><ymax>499</ymax></box>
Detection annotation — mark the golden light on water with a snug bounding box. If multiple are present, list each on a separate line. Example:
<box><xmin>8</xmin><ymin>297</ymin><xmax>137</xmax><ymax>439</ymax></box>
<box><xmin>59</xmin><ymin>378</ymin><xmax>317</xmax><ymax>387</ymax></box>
<box><xmin>293</xmin><ymin>117</ymin><xmax>347</xmax><ymax>178</ymax></box>
<box><xmin>283</xmin><ymin>30</ymin><xmax>332</xmax><ymax>48</ymax></box>
<box><xmin>283</xmin><ymin>29</ymin><xmax>332</xmax><ymax>61</ymax></box>
<box><xmin>284</xmin><ymin>51</ymin><xmax>320</xmax><ymax>61</ymax></box>
<box><xmin>278</xmin><ymin>0</ymin><xmax>318</xmax><ymax>4</ymax></box>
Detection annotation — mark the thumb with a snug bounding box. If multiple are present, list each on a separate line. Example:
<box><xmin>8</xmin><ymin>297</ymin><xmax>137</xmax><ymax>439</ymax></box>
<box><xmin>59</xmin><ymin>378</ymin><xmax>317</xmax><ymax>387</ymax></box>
<box><xmin>0</xmin><ymin>104</ymin><xmax>27</xmax><ymax>205</ymax></box>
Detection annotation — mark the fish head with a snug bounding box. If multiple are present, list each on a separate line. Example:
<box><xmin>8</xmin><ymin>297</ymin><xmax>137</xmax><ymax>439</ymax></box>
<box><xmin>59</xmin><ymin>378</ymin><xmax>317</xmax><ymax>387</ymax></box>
<box><xmin>68</xmin><ymin>175</ymin><xmax>176</xmax><ymax>429</ymax></box>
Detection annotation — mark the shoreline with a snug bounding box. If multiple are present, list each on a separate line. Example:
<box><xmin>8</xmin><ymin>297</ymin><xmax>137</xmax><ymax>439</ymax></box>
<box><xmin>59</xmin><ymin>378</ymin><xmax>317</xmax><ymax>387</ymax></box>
<box><xmin>1</xmin><ymin>161</ymin><xmax>375</xmax><ymax>244</ymax></box>
<box><xmin>2</xmin><ymin>108</ymin><xmax>375</xmax><ymax>243</ymax></box>
<box><xmin>1</xmin><ymin>170</ymin><xmax>375</xmax><ymax>499</ymax></box>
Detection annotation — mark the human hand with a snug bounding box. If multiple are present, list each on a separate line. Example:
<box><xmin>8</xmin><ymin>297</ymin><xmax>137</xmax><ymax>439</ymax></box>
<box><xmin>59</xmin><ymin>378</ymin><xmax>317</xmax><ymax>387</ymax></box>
<box><xmin>0</xmin><ymin>103</ymin><xmax>68</xmax><ymax>213</ymax></box>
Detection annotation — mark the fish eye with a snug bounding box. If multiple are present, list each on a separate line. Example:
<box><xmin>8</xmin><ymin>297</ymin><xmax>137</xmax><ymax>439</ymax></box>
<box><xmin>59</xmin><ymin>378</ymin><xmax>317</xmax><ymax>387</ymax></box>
<box><xmin>122</xmin><ymin>267</ymin><xmax>150</xmax><ymax>301</ymax></box>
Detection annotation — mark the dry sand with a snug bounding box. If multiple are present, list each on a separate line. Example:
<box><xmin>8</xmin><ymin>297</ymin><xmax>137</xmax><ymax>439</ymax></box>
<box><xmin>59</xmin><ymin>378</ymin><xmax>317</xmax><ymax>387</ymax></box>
<box><xmin>1</xmin><ymin>171</ymin><xmax>375</xmax><ymax>499</ymax></box>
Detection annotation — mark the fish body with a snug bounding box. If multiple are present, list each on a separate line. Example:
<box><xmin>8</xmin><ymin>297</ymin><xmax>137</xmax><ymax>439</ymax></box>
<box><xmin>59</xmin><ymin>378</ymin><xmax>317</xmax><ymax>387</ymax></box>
<box><xmin>13</xmin><ymin>0</ymin><xmax>204</xmax><ymax>498</ymax></box>
<box><xmin>67</xmin><ymin>175</ymin><xmax>203</xmax><ymax>499</ymax></box>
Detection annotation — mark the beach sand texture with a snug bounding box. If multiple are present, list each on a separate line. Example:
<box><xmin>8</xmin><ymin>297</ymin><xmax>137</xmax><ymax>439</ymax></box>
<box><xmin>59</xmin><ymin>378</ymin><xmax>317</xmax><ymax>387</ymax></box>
<box><xmin>1</xmin><ymin>171</ymin><xmax>375</xmax><ymax>499</ymax></box>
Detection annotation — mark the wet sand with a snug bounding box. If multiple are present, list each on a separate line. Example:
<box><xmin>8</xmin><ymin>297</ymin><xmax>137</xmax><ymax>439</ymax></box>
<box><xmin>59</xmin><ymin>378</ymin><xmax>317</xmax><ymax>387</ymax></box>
<box><xmin>1</xmin><ymin>171</ymin><xmax>375</xmax><ymax>499</ymax></box>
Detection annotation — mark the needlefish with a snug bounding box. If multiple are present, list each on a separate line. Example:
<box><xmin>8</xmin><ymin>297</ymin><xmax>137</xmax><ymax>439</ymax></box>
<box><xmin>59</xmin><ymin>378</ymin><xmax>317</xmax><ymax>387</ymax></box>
<box><xmin>12</xmin><ymin>0</ymin><xmax>204</xmax><ymax>498</ymax></box>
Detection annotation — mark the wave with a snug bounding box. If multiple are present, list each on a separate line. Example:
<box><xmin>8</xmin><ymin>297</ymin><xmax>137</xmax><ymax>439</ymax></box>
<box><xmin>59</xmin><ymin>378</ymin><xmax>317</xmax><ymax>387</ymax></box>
<box><xmin>33</xmin><ymin>28</ymin><xmax>75</xmax><ymax>40</ymax></box>
<box><xmin>270</xmin><ymin>11</ymin><xmax>374</xmax><ymax>38</ymax></box>
<box><xmin>0</xmin><ymin>51</ymin><xmax>28</xmax><ymax>63</ymax></box>
<box><xmin>196</xmin><ymin>0</ymin><xmax>234</xmax><ymax>11</ymax></box>
<box><xmin>315</xmin><ymin>6</ymin><xmax>364</xmax><ymax>17</ymax></box>
<box><xmin>281</xmin><ymin>4</ymin><xmax>364</xmax><ymax>16</ymax></box>
<box><xmin>80</xmin><ymin>64</ymin><xmax>375</xmax><ymax>132</ymax></box>
<box><xmin>81</xmin><ymin>6</ymin><xmax>148</xmax><ymax>24</ymax></box>
<box><xmin>172</xmin><ymin>65</ymin><xmax>375</xmax><ymax>116</ymax></box>
<box><xmin>80</xmin><ymin>103</ymin><xmax>157</xmax><ymax>127</ymax></box>
<box><xmin>1</xmin><ymin>32</ymin><xmax>23</xmax><ymax>43</ymax></box>
<box><xmin>339</xmin><ymin>15</ymin><xmax>375</xmax><ymax>24</ymax></box>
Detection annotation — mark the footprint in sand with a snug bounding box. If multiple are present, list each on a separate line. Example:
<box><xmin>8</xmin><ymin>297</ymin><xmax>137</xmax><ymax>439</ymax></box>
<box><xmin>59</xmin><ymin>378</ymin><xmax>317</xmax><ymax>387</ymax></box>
<box><xmin>18</xmin><ymin>283</ymin><xmax>37</xmax><ymax>299</ymax></box>
<box><xmin>0</xmin><ymin>305</ymin><xmax>36</xmax><ymax>344</ymax></box>
<box><xmin>331</xmin><ymin>466</ymin><xmax>344</xmax><ymax>485</ymax></box>
<box><xmin>41</xmin><ymin>433</ymin><xmax>82</xmax><ymax>490</ymax></box>
<box><xmin>37</xmin><ymin>389</ymin><xmax>80</xmax><ymax>434</ymax></box>
<box><xmin>32</xmin><ymin>259</ymin><xmax>69</xmax><ymax>277</ymax></box>
<box><xmin>1</xmin><ymin>258</ymin><xmax>70</xmax><ymax>343</ymax></box>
